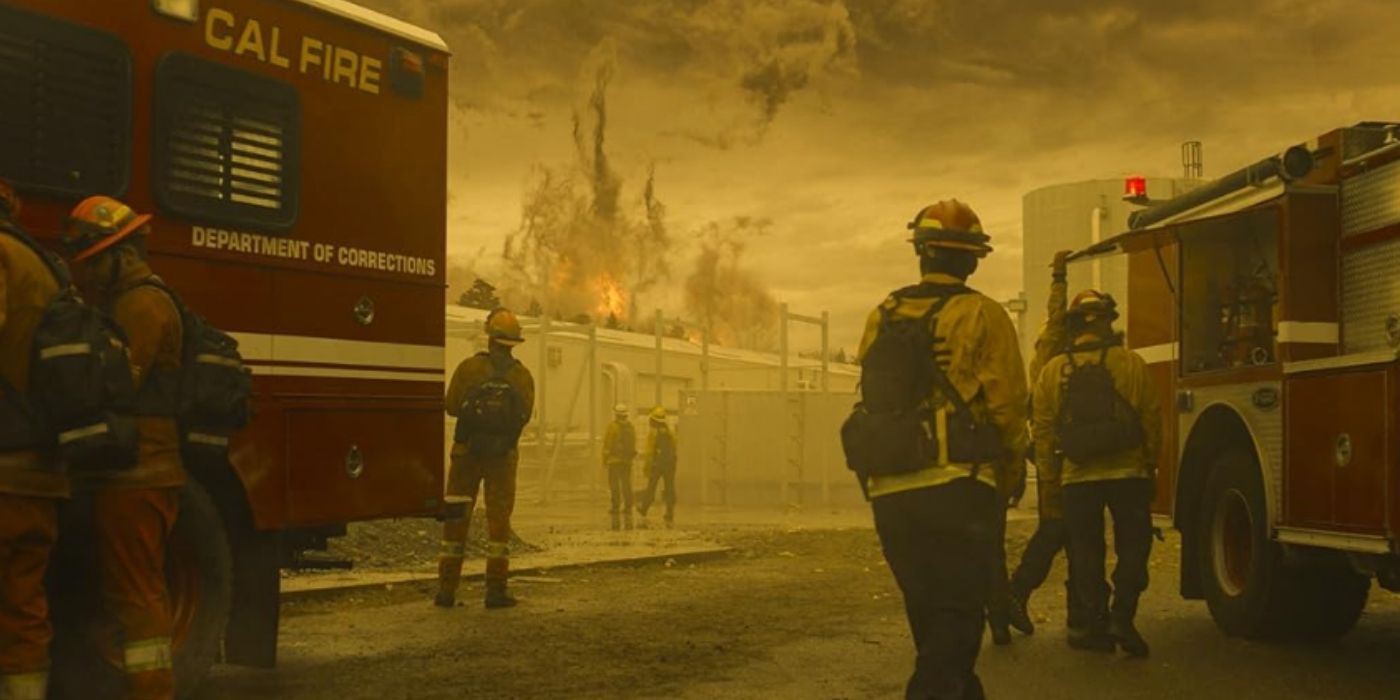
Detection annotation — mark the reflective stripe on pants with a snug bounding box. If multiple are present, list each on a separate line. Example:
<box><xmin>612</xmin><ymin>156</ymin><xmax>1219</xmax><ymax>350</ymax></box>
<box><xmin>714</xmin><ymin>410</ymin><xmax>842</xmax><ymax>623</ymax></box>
<box><xmin>1</xmin><ymin>671</ymin><xmax>48</xmax><ymax>700</ymax></box>
<box><xmin>124</xmin><ymin>637</ymin><xmax>173</xmax><ymax>674</ymax></box>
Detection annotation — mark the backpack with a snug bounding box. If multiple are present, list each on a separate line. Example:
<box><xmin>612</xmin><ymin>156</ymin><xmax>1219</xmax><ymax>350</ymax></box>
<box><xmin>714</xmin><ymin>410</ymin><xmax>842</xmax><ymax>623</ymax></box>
<box><xmin>607</xmin><ymin>421</ymin><xmax>636</xmax><ymax>463</ymax></box>
<box><xmin>1054</xmin><ymin>342</ymin><xmax>1143</xmax><ymax>464</ymax></box>
<box><xmin>134</xmin><ymin>279</ymin><xmax>252</xmax><ymax>462</ymax></box>
<box><xmin>453</xmin><ymin>353</ymin><xmax>528</xmax><ymax>458</ymax></box>
<box><xmin>652</xmin><ymin>429</ymin><xmax>677</xmax><ymax>472</ymax></box>
<box><xmin>0</xmin><ymin>221</ymin><xmax>138</xmax><ymax>472</ymax></box>
<box><xmin>840</xmin><ymin>283</ymin><xmax>1005</xmax><ymax>478</ymax></box>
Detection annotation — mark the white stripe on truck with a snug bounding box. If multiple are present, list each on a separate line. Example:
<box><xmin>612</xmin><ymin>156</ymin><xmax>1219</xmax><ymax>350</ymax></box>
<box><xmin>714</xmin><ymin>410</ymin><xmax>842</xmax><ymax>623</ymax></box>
<box><xmin>229</xmin><ymin>333</ymin><xmax>443</xmax><ymax>371</ymax></box>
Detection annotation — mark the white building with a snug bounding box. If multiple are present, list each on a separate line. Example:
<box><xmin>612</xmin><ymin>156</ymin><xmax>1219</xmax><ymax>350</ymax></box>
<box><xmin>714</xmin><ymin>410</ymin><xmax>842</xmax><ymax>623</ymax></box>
<box><xmin>444</xmin><ymin>306</ymin><xmax>860</xmax><ymax>461</ymax></box>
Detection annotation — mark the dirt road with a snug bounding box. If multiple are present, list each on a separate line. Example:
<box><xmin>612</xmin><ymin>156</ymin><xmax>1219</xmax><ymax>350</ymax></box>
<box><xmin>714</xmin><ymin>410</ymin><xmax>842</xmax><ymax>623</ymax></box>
<box><xmin>195</xmin><ymin>516</ymin><xmax>1400</xmax><ymax>700</ymax></box>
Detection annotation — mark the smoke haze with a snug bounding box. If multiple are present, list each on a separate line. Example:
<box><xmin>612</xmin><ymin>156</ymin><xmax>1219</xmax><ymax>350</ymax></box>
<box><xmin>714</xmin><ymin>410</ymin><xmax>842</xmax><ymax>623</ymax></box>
<box><xmin>363</xmin><ymin>0</ymin><xmax>1400</xmax><ymax>350</ymax></box>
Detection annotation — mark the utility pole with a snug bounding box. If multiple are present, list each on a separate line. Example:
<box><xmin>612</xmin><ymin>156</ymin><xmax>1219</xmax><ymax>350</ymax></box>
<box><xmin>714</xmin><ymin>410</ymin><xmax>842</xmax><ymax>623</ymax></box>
<box><xmin>654</xmin><ymin>308</ymin><xmax>663</xmax><ymax>408</ymax></box>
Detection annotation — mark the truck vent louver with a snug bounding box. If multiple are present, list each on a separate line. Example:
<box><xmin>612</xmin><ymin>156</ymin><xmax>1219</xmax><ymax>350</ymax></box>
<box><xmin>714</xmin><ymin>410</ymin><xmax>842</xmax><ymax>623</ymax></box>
<box><xmin>154</xmin><ymin>53</ymin><xmax>301</xmax><ymax>232</ymax></box>
<box><xmin>0</xmin><ymin>3</ymin><xmax>131</xmax><ymax>198</ymax></box>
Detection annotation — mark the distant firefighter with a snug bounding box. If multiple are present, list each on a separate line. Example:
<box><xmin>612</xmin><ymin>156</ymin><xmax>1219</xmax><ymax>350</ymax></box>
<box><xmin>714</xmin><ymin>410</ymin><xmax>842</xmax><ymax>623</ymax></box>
<box><xmin>842</xmin><ymin>199</ymin><xmax>1028</xmax><ymax>699</ymax></box>
<box><xmin>603</xmin><ymin>404</ymin><xmax>638</xmax><ymax>530</ymax></box>
<box><xmin>1033</xmin><ymin>290</ymin><xmax>1160</xmax><ymax>657</ymax></box>
<box><xmin>637</xmin><ymin>406</ymin><xmax>678</xmax><ymax>524</ymax></box>
<box><xmin>438</xmin><ymin>308</ymin><xmax>535</xmax><ymax>609</ymax></box>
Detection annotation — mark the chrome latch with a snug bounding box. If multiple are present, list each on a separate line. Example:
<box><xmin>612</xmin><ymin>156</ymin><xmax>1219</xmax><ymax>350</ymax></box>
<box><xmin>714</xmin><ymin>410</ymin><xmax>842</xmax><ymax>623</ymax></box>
<box><xmin>353</xmin><ymin>296</ymin><xmax>376</xmax><ymax>326</ymax></box>
<box><xmin>1335</xmin><ymin>434</ymin><xmax>1353</xmax><ymax>468</ymax></box>
<box><xmin>345</xmin><ymin>444</ymin><xmax>365</xmax><ymax>479</ymax></box>
<box><xmin>1176</xmin><ymin>390</ymin><xmax>1194</xmax><ymax>413</ymax></box>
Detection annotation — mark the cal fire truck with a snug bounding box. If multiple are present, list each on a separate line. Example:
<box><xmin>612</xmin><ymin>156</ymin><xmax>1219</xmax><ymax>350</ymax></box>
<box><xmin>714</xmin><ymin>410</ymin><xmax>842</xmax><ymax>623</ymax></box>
<box><xmin>0</xmin><ymin>0</ymin><xmax>447</xmax><ymax>695</ymax></box>
<box><xmin>1075</xmin><ymin>122</ymin><xmax>1400</xmax><ymax>640</ymax></box>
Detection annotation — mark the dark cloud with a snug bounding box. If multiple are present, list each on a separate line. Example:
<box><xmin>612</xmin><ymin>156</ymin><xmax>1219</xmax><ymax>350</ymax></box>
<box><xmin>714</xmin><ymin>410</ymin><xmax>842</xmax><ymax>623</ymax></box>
<box><xmin>358</xmin><ymin>0</ymin><xmax>1400</xmax><ymax>350</ymax></box>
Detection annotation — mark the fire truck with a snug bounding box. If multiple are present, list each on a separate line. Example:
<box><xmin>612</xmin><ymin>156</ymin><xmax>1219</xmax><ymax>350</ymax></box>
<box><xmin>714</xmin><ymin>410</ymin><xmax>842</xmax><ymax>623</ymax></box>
<box><xmin>1075</xmin><ymin>122</ymin><xmax>1400</xmax><ymax>640</ymax></box>
<box><xmin>0</xmin><ymin>0</ymin><xmax>447</xmax><ymax>695</ymax></box>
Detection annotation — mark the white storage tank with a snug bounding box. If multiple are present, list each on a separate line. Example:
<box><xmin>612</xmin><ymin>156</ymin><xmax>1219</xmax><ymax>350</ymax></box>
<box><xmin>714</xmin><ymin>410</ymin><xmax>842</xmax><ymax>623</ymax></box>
<box><xmin>1020</xmin><ymin>178</ymin><xmax>1197</xmax><ymax>364</ymax></box>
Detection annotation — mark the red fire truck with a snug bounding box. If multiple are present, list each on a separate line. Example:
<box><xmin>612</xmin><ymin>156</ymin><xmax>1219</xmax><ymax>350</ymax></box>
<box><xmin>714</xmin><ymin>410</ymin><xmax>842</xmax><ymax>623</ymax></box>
<box><xmin>0</xmin><ymin>0</ymin><xmax>447</xmax><ymax>695</ymax></box>
<box><xmin>1076</xmin><ymin>122</ymin><xmax>1400</xmax><ymax>640</ymax></box>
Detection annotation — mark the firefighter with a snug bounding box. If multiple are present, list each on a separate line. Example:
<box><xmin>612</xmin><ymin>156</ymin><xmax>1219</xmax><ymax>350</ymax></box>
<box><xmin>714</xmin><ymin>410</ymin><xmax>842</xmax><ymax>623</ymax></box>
<box><xmin>856</xmin><ymin>200</ymin><xmax>1027</xmax><ymax>699</ymax></box>
<box><xmin>437</xmin><ymin>308</ymin><xmax>535</xmax><ymax>609</ymax></box>
<box><xmin>636</xmin><ymin>406</ymin><xmax>677</xmax><ymax>524</ymax></box>
<box><xmin>0</xmin><ymin>181</ymin><xmax>68</xmax><ymax>700</ymax></box>
<box><xmin>1007</xmin><ymin>250</ymin><xmax>1083</xmax><ymax>636</ymax></box>
<box><xmin>603</xmin><ymin>404</ymin><xmax>637</xmax><ymax>531</ymax></box>
<box><xmin>1033</xmin><ymin>290</ymin><xmax>1160</xmax><ymax>657</ymax></box>
<box><xmin>62</xmin><ymin>196</ymin><xmax>182</xmax><ymax>699</ymax></box>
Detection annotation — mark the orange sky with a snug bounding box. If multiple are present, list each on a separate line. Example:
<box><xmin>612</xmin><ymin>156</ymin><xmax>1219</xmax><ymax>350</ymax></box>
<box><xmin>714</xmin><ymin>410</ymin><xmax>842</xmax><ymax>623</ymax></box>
<box><xmin>362</xmin><ymin>0</ymin><xmax>1400</xmax><ymax>353</ymax></box>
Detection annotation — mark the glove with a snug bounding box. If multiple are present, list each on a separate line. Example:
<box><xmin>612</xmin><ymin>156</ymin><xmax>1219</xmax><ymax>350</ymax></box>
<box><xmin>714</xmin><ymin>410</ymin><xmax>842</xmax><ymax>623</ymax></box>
<box><xmin>1052</xmin><ymin>249</ymin><xmax>1072</xmax><ymax>278</ymax></box>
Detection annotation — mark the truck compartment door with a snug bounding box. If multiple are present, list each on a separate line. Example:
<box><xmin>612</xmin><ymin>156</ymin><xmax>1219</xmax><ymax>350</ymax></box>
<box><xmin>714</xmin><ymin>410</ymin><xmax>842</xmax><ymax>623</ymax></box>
<box><xmin>1284</xmin><ymin>367</ymin><xmax>1391</xmax><ymax>532</ymax></box>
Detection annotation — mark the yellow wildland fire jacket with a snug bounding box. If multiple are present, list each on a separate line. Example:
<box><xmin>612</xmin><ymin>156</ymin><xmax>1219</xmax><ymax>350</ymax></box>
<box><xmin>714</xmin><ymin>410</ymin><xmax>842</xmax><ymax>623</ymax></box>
<box><xmin>445</xmin><ymin>350</ymin><xmax>536</xmax><ymax>435</ymax></box>
<box><xmin>603</xmin><ymin>420</ymin><xmax>637</xmax><ymax>467</ymax></box>
<box><xmin>83</xmin><ymin>264</ymin><xmax>185</xmax><ymax>490</ymax></box>
<box><xmin>0</xmin><ymin>230</ymin><xmax>67</xmax><ymax>498</ymax></box>
<box><xmin>1027</xmin><ymin>276</ymin><xmax>1067</xmax><ymax>517</ymax></box>
<box><xmin>1033</xmin><ymin>333</ymin><xmax>1162</xmax><ymax>514</ymax></box>
<box><xmin>1028</xmin><ymin>277</ymin><xmax>1068</xmax><ymax>386</ymax></box>
<box><xmin>856</xmin><ymin>273</ymin><xmax>1029</xmax><ymax>500</ymax></box>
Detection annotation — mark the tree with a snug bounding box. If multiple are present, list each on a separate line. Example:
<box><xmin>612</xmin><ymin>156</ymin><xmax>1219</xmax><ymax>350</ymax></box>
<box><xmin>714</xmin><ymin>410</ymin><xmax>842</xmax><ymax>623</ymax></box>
<box><xmin>458</xmin><ymin>278</ymin><xmax>502</xmax><ymax>310</ymax></box>
<box><xmin>606</xmin><ymin>312</ymin><xmax>621</xmax><ymax>329</ymax></box>
<box><xmin>833</xmin><ymin>348</ymin><xmax>848</xmax><ymax>364</ymax></box>
<box><xmin>526</xmin><ymin>298</ymin><xmax>544</xmax><ymax>317</ymax></box>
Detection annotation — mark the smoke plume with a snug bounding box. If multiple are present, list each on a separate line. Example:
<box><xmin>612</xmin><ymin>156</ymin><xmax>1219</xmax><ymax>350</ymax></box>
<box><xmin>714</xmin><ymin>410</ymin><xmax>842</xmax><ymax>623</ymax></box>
<box><xmin>684</xmin><ymin>218</ymin><xmax>779</xmax><ymax>350</ymax></box>
<box><xmin>500</xmin><ymin>41</ymin><xmax>674</xmax><ymax>324</ymax></box>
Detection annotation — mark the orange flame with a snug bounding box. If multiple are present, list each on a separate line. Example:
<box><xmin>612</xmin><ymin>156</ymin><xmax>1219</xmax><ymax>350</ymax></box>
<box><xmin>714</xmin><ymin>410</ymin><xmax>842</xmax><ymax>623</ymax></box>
<box><xmin>596</xmin><ymin>276</ymin><xmax>627</xmax><ymax>321</ymax></box>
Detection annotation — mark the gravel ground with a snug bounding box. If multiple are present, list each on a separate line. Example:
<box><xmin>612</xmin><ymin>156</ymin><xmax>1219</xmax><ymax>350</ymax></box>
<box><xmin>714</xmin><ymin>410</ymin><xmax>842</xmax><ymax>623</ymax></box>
<box><xmin>198</xmin><ymin>518</ymin><xmax>1400</xmax><ymax>700</ymax></box>
<box><xmin>292</xmin><ymin>512</ymin><xmax>541</xmax><ymax>573</ymax></box>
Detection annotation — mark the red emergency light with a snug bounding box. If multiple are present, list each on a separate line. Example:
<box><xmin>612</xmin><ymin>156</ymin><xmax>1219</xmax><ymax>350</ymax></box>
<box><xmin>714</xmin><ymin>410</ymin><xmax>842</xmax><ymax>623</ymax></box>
<box><xmin>1124</xmin><ymin>176</ymin><xmax>1148</xmax><ymax>200</ymax></box>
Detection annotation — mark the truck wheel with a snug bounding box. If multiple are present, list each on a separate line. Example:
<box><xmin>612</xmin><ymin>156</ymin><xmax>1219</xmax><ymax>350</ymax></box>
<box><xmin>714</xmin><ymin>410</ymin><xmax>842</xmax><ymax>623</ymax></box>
<box><xmin>1283</xmin><ymin>559</ymin><xmax>1369</xmax><ymax>640</ymax></box>
<box><xmin>48</xmin><ymin>481</ymin><xmax>233</xmax><ymax>700</ymax></box>
<box><xmin>1197</xmin><ymin>449</ymin><xmax>1290</xmax><ymax>638</ymax></box>
<box><xmin>170</xmin><ymin>479</ymin><xmax>235</xmax><ymax>696</ymax></box>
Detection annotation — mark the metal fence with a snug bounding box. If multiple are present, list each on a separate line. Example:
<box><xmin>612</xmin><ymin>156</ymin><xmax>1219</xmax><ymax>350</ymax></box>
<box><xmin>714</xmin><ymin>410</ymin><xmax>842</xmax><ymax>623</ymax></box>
<box><xmin>676</xmin><ymin>389</ymin><xmax>861</xmax><ymax>507</ymax></box>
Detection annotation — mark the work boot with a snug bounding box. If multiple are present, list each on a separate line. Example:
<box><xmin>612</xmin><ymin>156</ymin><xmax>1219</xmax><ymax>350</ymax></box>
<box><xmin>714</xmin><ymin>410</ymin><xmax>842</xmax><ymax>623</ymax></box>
<box><xmin>1008</xmin><ymin>587</ymin><xmax>1035</xmax><ymax>635</ymax></box>
<box><xmin>484</xmin><ymin>580</ymin><xmax>517</xmax><ymax>609</ymax></box>
<box><xmin>609</xmin><ymin>511</ymin><xmax>621</xmax><ymax>531</ymax></box>
<box><xmin>1111</xmin><ymin>619</ymin><xmax>1150</xmax><ymax>658</ymax></box>
<box><xmin>1066</xmin><ymin>626</ymin><xmax>1116</xmax><ymax>653</ymax></box>
<box><xmin>434</xmin><ymin>555</ymin><xmax>464</xmax><ymax>608</ymax></box>
<box><xmin>624</xmin><ymin>513</ymin><xmax>634</xmax><ymax>531</ymax></box>
<box><xmin>987</xmin><ymin>611</ymin><xmax>1012</xmax><ymax>646</ymax></box>
<box><xmin>1111</xmin><ymin>597</ymin><xmax>1149</xmax><ymax>658</ymax></box>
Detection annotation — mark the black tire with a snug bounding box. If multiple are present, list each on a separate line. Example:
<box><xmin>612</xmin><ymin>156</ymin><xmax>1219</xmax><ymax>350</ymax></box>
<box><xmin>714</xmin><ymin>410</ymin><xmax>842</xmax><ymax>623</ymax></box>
<box><xmin>170</xmin><ymin>480</ymin><xmax>234</xmax><ymax>697</ymax></box>
<box><xmin>1197</xmin><ymin>449</ymin><xmax>1290</xmax><ymax>638</ymax></box>
<box><xmin>1197</xmin><ymin>449</ymin><xmax>1371</xmax><ymax>641</ymax></box>
<box><xmin>1282</xmin><ymin>558</ymin><xmax>1370</xmax><ymax>641</ymax></box>
<box><xmin>49</xmin><ymin>481</ymin><xmax>232</xmax><ymax>700</ymax></box>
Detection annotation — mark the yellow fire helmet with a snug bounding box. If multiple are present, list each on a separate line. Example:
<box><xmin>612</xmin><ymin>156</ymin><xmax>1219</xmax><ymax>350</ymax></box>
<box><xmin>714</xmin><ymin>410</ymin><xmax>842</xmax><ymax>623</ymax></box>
<box><xmin>907</xmin><ymin>199</ymin><xmax>993</xmax><ymax>258</ymax></box>
<box><xmin>649</xmin><ymin>406</ymin><xmax>667</xmax><ymax>423</ymax></box>
<box><xmin>64</xmin><ymin>195</ymin><xmax>152</xmax><ymax>262</ymax></box>
<box><xmin>1067</xmin><ymin>290</ymin><xmax>1120</xmax><ymax>323</ymax></box>
<box><xmin>485</xmin><ymin>308</ymin><xmax>525</xmax><ymax>346</ymax></box>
